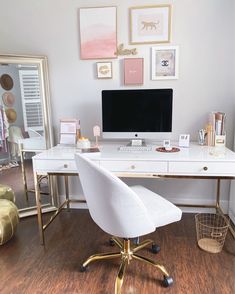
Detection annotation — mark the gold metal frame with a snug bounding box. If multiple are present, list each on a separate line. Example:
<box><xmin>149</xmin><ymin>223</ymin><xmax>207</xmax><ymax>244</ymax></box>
<box><xmin>129</xmin><ymin>5</ymin><xmax>172</xmax><ymax>45</ymax></box>
<box><xmin>82</xmin><ymin>237</ymin><xmax>170</xmax><ymax>294</ymax></box>
<box><xmin>34</xmin><ymin>172</ymin><xmax>86</xmax><ymax>245</ymax></box>
<box><xmin>0</xmin><ymin>54</ymin><xmax>54</xmax><ymax>217</ymax></box>
<box><xmin>19</xmin><ymin>147</ymin><xmax>49</xmax><ymax>203</ymax></box>
<box><xmin>35</xmin><ymin>170</ymin><xmax>235</xmax><ymax>245</ymax></box>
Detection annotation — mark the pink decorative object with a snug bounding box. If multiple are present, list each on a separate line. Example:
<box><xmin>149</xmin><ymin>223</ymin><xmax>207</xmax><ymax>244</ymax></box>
<box><xmin>79</xmin><ymin>7</ymin><xmax>117</xmax><ymax>59</ymax></box>
<box><xmin>124</xmin><ymin>58</ymin><xmax>144</xmax><ymax>85</ymax></box>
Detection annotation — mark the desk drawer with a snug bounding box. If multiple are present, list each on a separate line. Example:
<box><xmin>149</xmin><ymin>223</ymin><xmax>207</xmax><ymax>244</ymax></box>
<box><xmin>169</xmin><ymin>161</ymin><xmax>235</xmax><ymax>175</ymax></box>
<box><xmin>100</xmin><ymin>160</ymin><xmax>167</xmax><ymax>173</ymax></box>
<box><xmin>34</xmin><ymin>159</ymin><xmax>77</xmax><ymax>173</ymax></box>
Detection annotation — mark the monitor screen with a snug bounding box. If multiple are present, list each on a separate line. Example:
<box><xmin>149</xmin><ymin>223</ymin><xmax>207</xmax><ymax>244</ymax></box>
<box><xmin>102</xmin><ymin>89</ymin><xmax>173</xmax><ymax>139</ymax></box>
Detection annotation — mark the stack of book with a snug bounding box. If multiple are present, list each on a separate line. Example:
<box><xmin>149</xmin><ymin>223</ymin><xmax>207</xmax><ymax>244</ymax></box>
<box><xmin>208</xmin><ymin>112</ymin><xmax>226</xmax><ymax>146</ymax></box>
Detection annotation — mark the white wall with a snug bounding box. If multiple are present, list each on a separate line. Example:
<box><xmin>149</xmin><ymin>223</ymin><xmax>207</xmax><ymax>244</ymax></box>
<box><xmin>0</xmin><ymin>0</ymin><xmax>235</xmax><ymax>210</ymax></box>
<box><xmin>228</xmin><ymin>0</ymin><xmax>235</xmax><ymax>223</ymax></box>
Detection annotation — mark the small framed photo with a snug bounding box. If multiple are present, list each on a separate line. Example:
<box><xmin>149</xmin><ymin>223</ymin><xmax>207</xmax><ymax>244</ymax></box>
<box><xmin>130</xmin><ymin>5</ymin><xmax>171</xmax><ymax>44</ymax></box>
<box><xmin>124</xmin><ymin>58</ymin><xmax>144</xmax><ymax>85</ymax></box>
<box><xmin>151</xmin><ymin>46</ymin><xmax>179</xmax><ymax>80</ymax></box>
<box><xmin>96</xmin><ymin>62</ymin><xmax>112</xmax><ymax>79</ymax></box>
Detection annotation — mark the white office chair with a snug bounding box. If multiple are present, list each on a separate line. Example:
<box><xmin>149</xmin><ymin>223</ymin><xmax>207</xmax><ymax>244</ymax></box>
<box><xmin>75</xmin><ymin>153</ymin><xmax>182</xmax><ymax>293</ymax></box>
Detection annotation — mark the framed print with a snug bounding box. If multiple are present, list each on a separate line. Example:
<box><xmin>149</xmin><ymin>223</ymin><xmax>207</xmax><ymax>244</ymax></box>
<box><xmin>79</xmin><ymin>6</ymin><xmax>117</xmax><ymax>59</ymax></box>
<box><xmin>124</xmin><ymin>58</ymin><xmax>144</xmax><ymax>85</ymax></box>
<box><xmin>151</xmin><ymin>46</ymin><xmax>179</xmax><ymax>80</ymax></box>
<box><xmin>130</xmin><ymin>5</ymin><xmax>171</xmax><ymax>44</ymax></box>
<box><xmin>97</xmin><ymin>62</ymin><xmax>112</xmax><ymax>79</ymax></box>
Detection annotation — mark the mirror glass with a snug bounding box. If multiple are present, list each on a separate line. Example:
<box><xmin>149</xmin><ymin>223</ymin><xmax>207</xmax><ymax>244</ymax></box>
<box><xmin>0</xmin><ymin>54</ymin><xmax>55</xmax><ymax>217</ymax></box>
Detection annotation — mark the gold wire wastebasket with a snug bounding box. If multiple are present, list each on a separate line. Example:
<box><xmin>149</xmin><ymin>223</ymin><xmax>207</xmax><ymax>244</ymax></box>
<box><xmin>195</xmin><ymin>213</ymin><xmax>229</xmax><ymax>253</ymax></box>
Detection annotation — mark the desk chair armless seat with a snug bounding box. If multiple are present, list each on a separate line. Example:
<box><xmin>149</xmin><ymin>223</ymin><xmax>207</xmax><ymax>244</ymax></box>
<box><xmin>75</xmin><ymin>154</ymin><xmax>182</xmax><ymax>293</ymax></box>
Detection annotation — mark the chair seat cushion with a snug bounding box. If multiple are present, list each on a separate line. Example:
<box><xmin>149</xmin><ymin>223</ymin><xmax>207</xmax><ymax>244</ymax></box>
<box><xmin>0</xmin><ymin>199</ymin><xmax>19</xmax><ymax>245</ymax></box>
<box><xmin>0</xmin><ymin>184</ymin><xmax>15</xmax><ymax>202</ymax></box>
<box><xmin>131</xmin><ymin>185</ymin><xmax>182</xmax><ymax>228</ymax></box>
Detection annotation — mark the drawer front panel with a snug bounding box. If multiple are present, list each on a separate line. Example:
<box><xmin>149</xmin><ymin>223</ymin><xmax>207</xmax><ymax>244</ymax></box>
<box><xmin>34</xmin><ymin>159</ymin><xmax>77</xmax><ymax>172</ymax></box>
<box><xmin>100</xmin><ymin>160</ymin><xmax>167</xmax><ymax>173</ymax></box>
<box><xmin>169</xmin><ymin>161</ymin><xmax>235</xmax><ymax>175</ymax></box>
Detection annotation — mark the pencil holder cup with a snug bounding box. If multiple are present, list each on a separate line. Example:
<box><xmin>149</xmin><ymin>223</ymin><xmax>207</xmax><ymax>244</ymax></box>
<box><xmin>198</xmin><ymin>129</ymin><xmax>206</xmax><ymax>145</ymax></box>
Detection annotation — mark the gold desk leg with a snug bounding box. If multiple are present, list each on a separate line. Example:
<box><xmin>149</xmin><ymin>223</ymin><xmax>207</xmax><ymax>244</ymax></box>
<box><xmin>20</xmin><ymin>147</ymin><xmax>29</xmax><ymax>204</ymax></box>
<box><xmin>34</xmin><ymin>172</ymin><xmax>44</xmax><ymax>245</ymax></box>
<box><xmin>64</xmin><ymin>175</ymin><xmax>70</xmax><ymax>211</ymax></box>
<box><xmin>216</xmin><ymin>178</ymin><xmax>221</xmax><ymax>212</ymax></box>
<box><xmin>216</xmin><ymin>179</ymin><xmax>235</xmax><ymax>239</ymax></box>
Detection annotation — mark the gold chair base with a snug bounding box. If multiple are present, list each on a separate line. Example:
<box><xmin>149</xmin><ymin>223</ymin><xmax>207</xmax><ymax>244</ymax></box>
<box><xmin>81</xmin><ymin>237</ymin><xmax>171</xmax><ymax>294</ymax></box>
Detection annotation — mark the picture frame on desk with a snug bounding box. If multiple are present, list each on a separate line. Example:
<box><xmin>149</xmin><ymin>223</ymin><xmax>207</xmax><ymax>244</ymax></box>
<box><xmin>60</xmin><ymin>119</ymin><xmax>78</xmax><ymax>145</ymax></box>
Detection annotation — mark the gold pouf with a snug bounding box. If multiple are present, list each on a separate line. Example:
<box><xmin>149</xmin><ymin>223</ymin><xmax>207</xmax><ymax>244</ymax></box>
<box><xmin>0</xmin><ymin>199</ymin><xmax>19</xmax><ymax>245</ymax></box>
<box><xmin>0</xmin><ymin>184</ymin><xmax>15</xmax><ymax>202</ymax></box>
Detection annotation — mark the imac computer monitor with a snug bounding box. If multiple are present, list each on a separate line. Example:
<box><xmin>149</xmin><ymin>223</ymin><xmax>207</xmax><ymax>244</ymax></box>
<box><xmin>102</xmin><ymin>89</ymin><xmax>173</xmax><ymax>140</ymax></box>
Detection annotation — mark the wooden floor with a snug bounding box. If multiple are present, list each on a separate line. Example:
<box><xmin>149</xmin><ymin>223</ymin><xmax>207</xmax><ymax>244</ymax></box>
<box><xmin>0</xmin><ymin>159</ymin><xmax>49</xmax><ymax>209</ymax></box>
<box><xmin>0</xmin><ymin>210</ymin><xmax>234</xmax><ymax>294</ymax></box>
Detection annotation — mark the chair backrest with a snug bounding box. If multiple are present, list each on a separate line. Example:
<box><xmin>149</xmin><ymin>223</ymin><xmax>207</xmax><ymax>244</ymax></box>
<box><xmin>75</xmin><ymin>153</ymin><xmax>155</xmax><ymax>238</ymax></box>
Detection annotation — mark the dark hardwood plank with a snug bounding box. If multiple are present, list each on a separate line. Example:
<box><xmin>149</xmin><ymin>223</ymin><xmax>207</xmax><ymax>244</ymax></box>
<box><xmin>0</xmin><ymin>211</ymin><xmax>234</xmax><ymax>294</ymax></box>
<box><xmin>0</xmin><ymin>159</ymin><xmax>49</xmax><ymax>209</ymax></box>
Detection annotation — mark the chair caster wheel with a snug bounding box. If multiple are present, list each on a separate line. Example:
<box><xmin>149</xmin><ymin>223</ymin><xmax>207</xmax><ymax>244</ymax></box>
<box><xmin>80</xmin><ymin>265</ymin><xmax>87</xmax><ymax>272</ymax></box>
<box><xmin>109</xmin><ymin>238</ymin><xmax>115</xmax><ymax>246</ymax></box>
<box><xmin>151</xmin><ymin>243</ymin><xmax>160</xmax><ymax>254</ymax></box>
<box><xmin>162</xmin><ymin>276</ymin><xmax>173</xmax><ymax>287</ymax></box>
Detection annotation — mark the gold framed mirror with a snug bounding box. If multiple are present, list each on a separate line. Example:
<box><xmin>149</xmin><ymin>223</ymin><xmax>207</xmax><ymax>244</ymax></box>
<box><xmin>0</xmin><ymin>54</ymin><xmax>55</xmax><ymax>217</ymax></box>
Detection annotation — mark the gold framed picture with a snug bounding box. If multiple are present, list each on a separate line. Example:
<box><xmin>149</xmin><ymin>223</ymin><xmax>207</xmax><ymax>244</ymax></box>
<box><xmin>96</xmin><ymin>62</ymin><xmax>112</xmax><ymax>79</ymax></box>
<box><xmin>130</xmin><ymin>5</ymin><xmax>171</xmax><ymax>44</ymax></box>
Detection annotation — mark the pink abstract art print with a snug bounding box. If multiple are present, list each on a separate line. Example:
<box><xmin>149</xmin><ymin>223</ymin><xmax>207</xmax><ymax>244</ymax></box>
<box><xmin>124</xmin><ymin>58</ymin><xmax>144</xmax><ymax>85</ymax></box>
<box><xmin>79</xmin><ymin>7</ymin><xmax>117</xmax><ymax>59</ymax></box>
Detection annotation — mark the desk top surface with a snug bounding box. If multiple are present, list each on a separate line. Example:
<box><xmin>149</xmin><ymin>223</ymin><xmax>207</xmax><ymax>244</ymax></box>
<box><xmin>33</xmin><ymin>142</ymin><xmax>235</xmax><ymax>162</ymax></box>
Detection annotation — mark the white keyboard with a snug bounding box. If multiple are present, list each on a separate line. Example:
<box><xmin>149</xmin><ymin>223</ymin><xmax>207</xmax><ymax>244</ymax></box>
<box><xmin>119</xmin><ymin>146</ymin><xmax>152</xmax><ymax>152</ymax></box>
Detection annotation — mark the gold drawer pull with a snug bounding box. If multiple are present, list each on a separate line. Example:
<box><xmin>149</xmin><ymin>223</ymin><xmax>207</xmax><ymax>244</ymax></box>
<box><xmin>203</xmin><ymin>166</ymin><xmax>208</xmax><ymax>171</ymax></box>
<box><xmin>64</xmin><ymin>164</ymin><xmax>68</xmax><ymax>168</ymax></box>
<box><xmin>131</xmin><ymin>165</ymin><xmax>135</xmax><ymax>170</ymax></box>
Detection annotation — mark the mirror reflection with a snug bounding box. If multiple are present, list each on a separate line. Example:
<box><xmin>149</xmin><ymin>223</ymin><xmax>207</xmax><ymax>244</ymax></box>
<box><xmin>0</xmin><ymin>55</ymin><xmax>54</xmax><ymax>217</ymax></box>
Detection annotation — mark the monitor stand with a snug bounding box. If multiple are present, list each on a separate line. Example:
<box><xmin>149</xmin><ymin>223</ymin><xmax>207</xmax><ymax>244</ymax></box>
<box><xmin>127</xmin><ymin>139</ymin><xmax>146</xmax><ymax>147</ymax></box>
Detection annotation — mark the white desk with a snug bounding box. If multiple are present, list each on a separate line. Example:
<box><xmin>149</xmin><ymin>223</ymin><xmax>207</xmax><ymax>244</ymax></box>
<box><xmin>33</xmin><ymin>143</ymin><xmax>235</xmax><ymax>244</ymax></box>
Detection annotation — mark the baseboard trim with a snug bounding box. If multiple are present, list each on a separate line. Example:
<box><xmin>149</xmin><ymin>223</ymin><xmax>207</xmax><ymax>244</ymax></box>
<box><xmin>59</xmin><ymin>194</ymin><xmax>229</xmax><ymax>214</ymax></box>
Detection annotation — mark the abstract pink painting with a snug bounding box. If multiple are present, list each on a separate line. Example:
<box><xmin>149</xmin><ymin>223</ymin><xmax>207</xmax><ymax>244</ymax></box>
<box><xmin>124</xmin><ymin>58</ymin><xmax>144</xmax><ymax>85</ymax></box>
<box><xmin>79</xmin><ymin>7</ymin><xmax>117</xmax><ymax>59</ymax></box>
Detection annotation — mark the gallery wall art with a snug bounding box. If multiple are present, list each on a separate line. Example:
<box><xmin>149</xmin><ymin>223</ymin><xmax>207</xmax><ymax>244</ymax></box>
<box><xmin>79</xmin><ymin>6</ymin><xmax>117</xmax><ymax>59</ymax></box>
<box><xmin>151</xmin><ymin>46</ymin><xmax>179</xmax><ymax>80</ymax></box>
<box><xmin>96</xmin><ymin>62</ymin><xmax>112</xmax><ymax>79</ymax></box>
<box><xmin>124</xmin><ymin>58</ymin><xmax>144</xmax><ymax>85</ymax></box>
<box><xmin>130</xmin><ymin>5</ymin><xmax>171</xmax><ymax>44</ymax></box>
